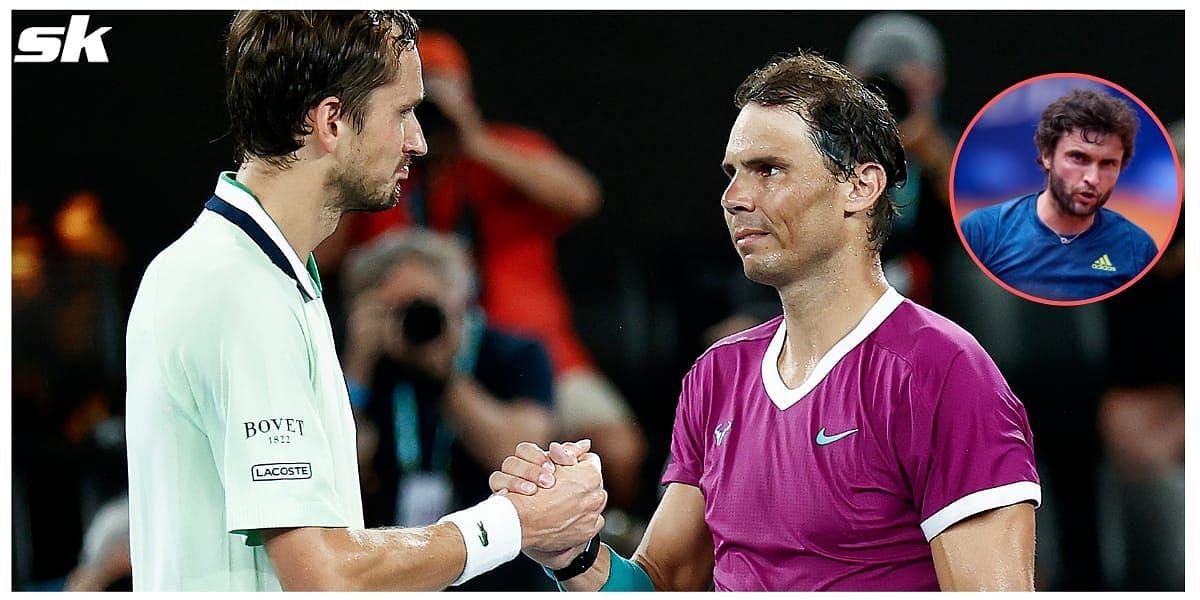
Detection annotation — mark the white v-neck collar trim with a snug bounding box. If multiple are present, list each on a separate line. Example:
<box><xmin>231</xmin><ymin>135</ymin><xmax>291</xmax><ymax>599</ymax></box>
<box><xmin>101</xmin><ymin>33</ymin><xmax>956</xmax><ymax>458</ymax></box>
<box><xmin>761</xmin><ymin>287</ymin><xmax>905</xmax><ymax>411</ymax></box>
<box><xmin>214</xmin><ymin>174</ymin><xmax>319</xmax><ymax>300</ymax></box>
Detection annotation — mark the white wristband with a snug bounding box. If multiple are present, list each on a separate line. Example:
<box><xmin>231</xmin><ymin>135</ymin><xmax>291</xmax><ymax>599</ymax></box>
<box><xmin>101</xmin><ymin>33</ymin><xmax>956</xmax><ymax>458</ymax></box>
<box><xmin>438</xmin><ymin>494</ymin><xmax>522</xmax><ymax>586</ymax></box>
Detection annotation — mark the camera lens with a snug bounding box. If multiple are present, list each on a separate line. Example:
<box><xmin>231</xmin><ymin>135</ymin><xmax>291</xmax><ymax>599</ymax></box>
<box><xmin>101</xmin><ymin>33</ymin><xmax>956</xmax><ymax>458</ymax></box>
<box><xmin>397</xmin><ymin>298</ymin><xmax>446</xmax><ymax>346</ymax></box>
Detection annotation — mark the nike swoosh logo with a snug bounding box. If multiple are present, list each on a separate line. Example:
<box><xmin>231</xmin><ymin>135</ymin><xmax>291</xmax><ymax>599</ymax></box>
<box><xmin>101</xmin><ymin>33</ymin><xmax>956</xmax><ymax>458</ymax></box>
<box><xmin>815</xmin><ymin>427</ymin><xmax>859</xmax><ymax>446</ymax></box>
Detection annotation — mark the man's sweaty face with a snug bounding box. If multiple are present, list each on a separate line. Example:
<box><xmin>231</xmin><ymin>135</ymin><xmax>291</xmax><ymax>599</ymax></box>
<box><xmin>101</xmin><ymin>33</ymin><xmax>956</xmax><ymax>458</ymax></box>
<box><xmin>720</xmin><ymin>104</ymin><xmax>843</xmax><ymax>286</ymax></box>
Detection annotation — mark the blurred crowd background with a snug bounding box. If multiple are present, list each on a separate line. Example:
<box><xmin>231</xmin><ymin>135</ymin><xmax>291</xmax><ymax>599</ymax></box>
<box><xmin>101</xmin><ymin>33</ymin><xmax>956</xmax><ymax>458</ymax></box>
<box><xmin>9</xmin><ymin>10</ymin><xmax>1184</xmax><ymax>591</ymax></box>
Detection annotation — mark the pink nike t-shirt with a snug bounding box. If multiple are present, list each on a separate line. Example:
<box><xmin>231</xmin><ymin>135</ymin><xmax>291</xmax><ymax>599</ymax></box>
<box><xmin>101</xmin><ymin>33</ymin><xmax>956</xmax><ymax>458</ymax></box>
<box><xmin>662</xmin><ymin>288</ymin><xmax>1040</xmax><ymax>591</ymax></box>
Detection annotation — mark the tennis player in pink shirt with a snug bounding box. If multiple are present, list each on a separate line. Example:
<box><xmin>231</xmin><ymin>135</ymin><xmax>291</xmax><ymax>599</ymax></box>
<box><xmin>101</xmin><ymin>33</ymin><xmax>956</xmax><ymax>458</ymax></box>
<box><xmin>489</xmin><ymin>51</ymin><xmax>1039</xmax><ymax>591</ymax></box>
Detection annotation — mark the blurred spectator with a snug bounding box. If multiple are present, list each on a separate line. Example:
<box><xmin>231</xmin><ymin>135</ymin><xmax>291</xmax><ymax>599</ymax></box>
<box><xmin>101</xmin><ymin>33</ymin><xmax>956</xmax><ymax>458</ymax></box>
<box><xmin>846</xmin><ymin>12</ymin><xmax>958</xmax><ymax>306</ymax></box>
<box><xmin>340</xmin><ymin>229</ymin><xmax>554</xmax><ymax>590</ymax></box>
<box><xmin>12</xmin><ymin>202</ymin><xmax>66</xmax><ymax>589</ymax></box>
<box><xmin>65</xmin><ymin>495</ymin><xmax>132</xmax><ymax>592</ymax></box>
<box><xmin>1093</xmin><ymin>119</ymin><xmax>1184</xmax><ymax>590</ymax></box>
<box><xmin>847</xmin><ymin>13</ymin><xmax>955</xmax><ymax>202</ymax></box>
<box><xmin>53</xmin><ymin>190</ymin><xmax>125</xmax><ymax>264</ymax></box>
<box><xmin>12</xmin><ymin>202</ymin><xmax>54</xmax><ymax>431</ymax></box>
<box><xmin>12</xmin><ymin>192</ymin><xmax>128</xmax><ymax>589</ymax></box>
<box><xmin>319</xmin><ymin>30</ymin><xmax>646</xmax><ymax>510</ymax></box>
<box><xmin>13</xmin><ymin>203</ymin><xmax>47</xmax><ymax>303</ymax></box>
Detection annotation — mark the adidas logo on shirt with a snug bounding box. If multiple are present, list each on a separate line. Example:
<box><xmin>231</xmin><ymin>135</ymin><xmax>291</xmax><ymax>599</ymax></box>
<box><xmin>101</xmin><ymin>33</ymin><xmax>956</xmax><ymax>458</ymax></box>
<box><xmin>1091</xmin><ymin>254</ymin><xmax>1117</xmax><ymax>272</ymax></box>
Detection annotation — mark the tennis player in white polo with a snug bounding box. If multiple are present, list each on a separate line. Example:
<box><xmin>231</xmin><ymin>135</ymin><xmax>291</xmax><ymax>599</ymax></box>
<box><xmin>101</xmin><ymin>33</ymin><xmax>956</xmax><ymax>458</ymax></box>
<box><xmin>124</xmin><ymin>11</ymin><xmax>605</xmax><ymax>591</ymax></box>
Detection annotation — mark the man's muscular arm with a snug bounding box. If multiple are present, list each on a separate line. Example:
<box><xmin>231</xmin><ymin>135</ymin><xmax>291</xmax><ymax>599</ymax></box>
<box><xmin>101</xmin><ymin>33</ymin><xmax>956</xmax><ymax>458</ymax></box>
<box><xmin>262</xmin><ymin>523</ymin><xmax>469</xmax><ymax>591</ymax></box>
<box><xmin>929</xmin><ymin>502</ymin><xmax>1036</xmax><ymax>591</ymax></box>
<box><xmin>261</xmin><ymin>454</ymin><xmax>607</xmax><ymax>591</ymax></box>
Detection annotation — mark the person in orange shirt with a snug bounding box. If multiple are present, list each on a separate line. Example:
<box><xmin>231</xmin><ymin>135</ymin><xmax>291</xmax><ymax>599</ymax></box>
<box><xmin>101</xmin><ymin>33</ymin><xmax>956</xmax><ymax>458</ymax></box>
<box><xmin>324</xmin><ymin>31</ymin><xmax>646</xmax><ymax>509</ymax></box>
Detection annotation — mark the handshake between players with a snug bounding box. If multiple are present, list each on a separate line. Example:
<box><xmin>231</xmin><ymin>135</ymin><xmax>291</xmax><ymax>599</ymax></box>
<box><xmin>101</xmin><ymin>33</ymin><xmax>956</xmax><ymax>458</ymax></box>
<box><xmin>487</xmin><ymin>440</ymin><xmax>641</xmax><ymax>592</ymax></box>
<box><xmin>494</xmin><ymin>440</ymin><xmax>608</xmax><ymax>568</ymax></box>
<box><xmin>490</xmin><ymin>441</ymin><xmax>608</xmax><ymax>572</ymax></box>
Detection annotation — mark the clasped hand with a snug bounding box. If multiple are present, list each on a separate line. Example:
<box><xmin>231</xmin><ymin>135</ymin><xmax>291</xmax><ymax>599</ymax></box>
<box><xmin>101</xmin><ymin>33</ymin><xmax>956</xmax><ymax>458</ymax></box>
<box><xmin>490</xmin><ymin>440</ymin><xmax>606</xmax><ymax>569</ymax></box>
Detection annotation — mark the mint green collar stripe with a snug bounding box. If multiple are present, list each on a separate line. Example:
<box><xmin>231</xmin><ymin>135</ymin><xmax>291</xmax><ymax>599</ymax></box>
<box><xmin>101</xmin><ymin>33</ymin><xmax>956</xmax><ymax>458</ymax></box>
<box><xmin>307</xmin><ymin>255</ymin><xmax>323</xmax><ymax>294</ymax></box>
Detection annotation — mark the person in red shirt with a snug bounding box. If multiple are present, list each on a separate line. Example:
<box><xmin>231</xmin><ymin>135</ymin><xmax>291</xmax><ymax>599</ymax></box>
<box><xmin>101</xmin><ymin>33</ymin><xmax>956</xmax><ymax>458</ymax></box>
<box><xmin>322</xmin><ymin>31</ymin><xmax>646</xmax><ymax>509</ymax></box>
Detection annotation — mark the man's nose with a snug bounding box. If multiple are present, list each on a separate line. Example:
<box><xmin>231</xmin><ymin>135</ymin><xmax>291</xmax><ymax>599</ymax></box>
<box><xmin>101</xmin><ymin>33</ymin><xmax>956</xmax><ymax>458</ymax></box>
<box><xmin>721</xmin><ymin>175</ymin><xmax>753</xmax><ymax>213</ymax></box>
<box><xmin>406</xmin><ymin>114</ymin><xmax>429</xmax><ymax>157</ymax></box>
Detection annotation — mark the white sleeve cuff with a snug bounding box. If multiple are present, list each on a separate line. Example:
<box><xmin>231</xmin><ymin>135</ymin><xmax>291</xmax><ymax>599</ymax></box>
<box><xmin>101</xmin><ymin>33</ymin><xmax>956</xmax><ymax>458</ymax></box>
<box><xmin>920</xmin><ymin>481</ymin><xmax>1041</xmax><ymax>542</ymax></box>
<box><xmin>438</xmin><ymin>495</ymin><xmax>522</xmax><ymax>586</ymax></box>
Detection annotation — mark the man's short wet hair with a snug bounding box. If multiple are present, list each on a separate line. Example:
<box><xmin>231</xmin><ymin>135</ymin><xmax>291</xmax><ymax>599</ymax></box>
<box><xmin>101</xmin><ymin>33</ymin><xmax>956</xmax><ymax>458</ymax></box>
<box><xmin>225</xmin><ymin>10</ymin><xmax>420</xmax><ymax>168</ymax></box>
<box><xmin>1035</xmin><ymin>89</ymin><xmax>1139</xmax><ymax>171</ymax></box>
<box><xmin>734</xmin><ymin>51</ymin><xmax>908</xmax><ymax>251</ymax></box>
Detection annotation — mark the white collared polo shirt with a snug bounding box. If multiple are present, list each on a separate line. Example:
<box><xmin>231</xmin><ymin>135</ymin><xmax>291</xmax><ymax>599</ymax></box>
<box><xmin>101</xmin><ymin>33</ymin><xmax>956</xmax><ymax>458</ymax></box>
<box><xmin>125</xmin><ymin>172</ymin><xmax>364</xmax><ymax>591</ymax></box>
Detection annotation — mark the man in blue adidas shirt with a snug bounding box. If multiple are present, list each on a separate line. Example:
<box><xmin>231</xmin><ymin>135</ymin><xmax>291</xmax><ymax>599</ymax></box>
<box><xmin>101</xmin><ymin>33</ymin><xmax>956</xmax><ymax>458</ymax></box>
<box><xmin>960</xmin><ymin>89</ymin><xmax>1158</xmax><ymax>301</ymax></box>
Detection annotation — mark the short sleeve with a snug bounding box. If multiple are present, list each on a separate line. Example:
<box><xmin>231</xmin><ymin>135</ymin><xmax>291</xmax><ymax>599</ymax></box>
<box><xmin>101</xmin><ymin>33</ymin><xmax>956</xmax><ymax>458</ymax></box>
<box><xmin>901</xmin><ymin>348</ymin><xmax>1041</xmax><ymax>542</ymax></box>
<box><xmin>661</xmin><ymin>364</ymin><xmax>707</xmax><ymax>487</ymax></box>
<box><xmin>181</xmin><ymin>284</ymin><xmax>350</xmax><ymax>539</ymax></box>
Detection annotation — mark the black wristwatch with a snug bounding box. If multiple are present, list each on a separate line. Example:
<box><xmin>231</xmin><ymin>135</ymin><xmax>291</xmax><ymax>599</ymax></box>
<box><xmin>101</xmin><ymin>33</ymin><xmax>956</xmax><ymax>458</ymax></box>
<box><xmin>551</xmin><ymin>535</ymin><xmax>602</xmax><ymax>582</ymax></box>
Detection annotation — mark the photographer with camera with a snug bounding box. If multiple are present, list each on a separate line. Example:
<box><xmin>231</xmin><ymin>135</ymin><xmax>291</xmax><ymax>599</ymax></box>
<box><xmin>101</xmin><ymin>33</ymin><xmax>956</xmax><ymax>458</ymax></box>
<box><xmin>340</xmin><ymin>228</ymin><xmax>556</xmax><ymax>590</ymax></box>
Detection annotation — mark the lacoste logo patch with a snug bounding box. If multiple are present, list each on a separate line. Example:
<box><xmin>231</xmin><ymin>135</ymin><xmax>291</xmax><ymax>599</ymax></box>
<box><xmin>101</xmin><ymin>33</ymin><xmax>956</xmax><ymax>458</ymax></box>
<box><xmin>1091</xmin><ymin>254</ymin><xmax>1117</xmax><ymax>272</ymax></box>
<box><xmin>477</xmin><ymin>521</ymin><xmax>489</xmax><ymax>547</ymax></box>
<box><xmin>251</xmin><ymin>462</ymin><xmax>312</xmax><ymax>481</ymax></box>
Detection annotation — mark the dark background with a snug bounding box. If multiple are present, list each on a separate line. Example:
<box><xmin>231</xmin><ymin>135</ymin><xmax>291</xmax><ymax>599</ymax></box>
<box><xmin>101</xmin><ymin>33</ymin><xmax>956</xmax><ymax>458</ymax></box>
<box><xmin>11</xmin><ymin>10</ymin><xmax>1185</xmax><ymax>591</ymax></box>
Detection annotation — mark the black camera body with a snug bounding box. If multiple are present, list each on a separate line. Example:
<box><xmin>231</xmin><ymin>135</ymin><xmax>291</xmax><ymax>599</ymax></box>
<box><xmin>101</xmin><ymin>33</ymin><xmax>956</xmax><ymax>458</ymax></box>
<box><xmin>395</xmin><ymin>298</ymin><xmax>447</xmax><ymax>346</ymax></box>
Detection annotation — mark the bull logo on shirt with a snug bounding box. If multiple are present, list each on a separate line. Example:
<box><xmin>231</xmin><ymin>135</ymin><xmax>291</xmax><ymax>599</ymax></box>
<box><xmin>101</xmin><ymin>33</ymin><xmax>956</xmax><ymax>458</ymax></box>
<box><xmin>714</xmin><ymin>420</ymin><xmax>733</xmax><ymax>446</ymax></box>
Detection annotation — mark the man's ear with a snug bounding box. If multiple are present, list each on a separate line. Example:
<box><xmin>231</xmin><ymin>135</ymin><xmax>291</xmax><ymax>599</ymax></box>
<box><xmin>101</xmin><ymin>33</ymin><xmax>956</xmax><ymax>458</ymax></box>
<box><xmin>844</xmin><ymin>162</ymin><xmax>887</xmax><ymax>215</ymax></box>
<box><xmin>1039</xmin><ymin>149</ymin><xmax>1053</xmax><ymax>172</ymax></box>
<box><xmin>307</xmin><ymin>96</ymin><xmax>346</xmax><ymax>154</ymax></box>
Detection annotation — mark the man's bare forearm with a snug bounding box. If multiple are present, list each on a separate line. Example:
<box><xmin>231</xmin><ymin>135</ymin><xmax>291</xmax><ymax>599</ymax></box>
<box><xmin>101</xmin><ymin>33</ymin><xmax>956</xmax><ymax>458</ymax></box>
<box><xmin>265</xmin><ymin>523</ymin><xmax>469</xmax><ymax>591</ymax></box>
<box><xmin>270</xmin><ymin>454</ymin><xmax>605</xmax><ymax>590</ymax></box>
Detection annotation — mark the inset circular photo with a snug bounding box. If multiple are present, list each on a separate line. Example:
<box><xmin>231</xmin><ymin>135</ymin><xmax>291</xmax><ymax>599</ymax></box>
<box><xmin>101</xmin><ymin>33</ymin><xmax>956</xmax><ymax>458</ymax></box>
<box><xmin>950</xmin><ymin>73</ymin><xmax>1181</xmax><ymax>305</ymax></box>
